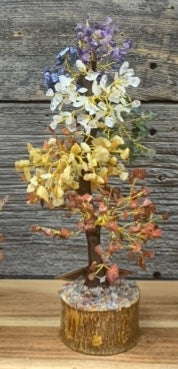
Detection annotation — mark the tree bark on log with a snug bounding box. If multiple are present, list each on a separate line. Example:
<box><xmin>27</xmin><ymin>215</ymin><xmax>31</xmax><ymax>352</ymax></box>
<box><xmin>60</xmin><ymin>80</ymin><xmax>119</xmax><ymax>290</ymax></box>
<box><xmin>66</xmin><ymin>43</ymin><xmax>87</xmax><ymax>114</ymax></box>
<box><xmin>60</xmin><ymin>294</ymin><xmax>139</xmax><ymax>355</ymax></box>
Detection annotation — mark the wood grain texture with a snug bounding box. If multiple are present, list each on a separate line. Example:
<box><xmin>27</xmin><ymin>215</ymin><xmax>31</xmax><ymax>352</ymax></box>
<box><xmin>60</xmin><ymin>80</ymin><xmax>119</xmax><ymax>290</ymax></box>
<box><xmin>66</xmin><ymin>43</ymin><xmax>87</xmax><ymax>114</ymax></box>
<box><xmin>0</xmin><ymin>362</ymin><xmax>177</xmax><ymax>369</ymax></box>
<box><xmin>0</xmin><ymin>0</ymin><xmax>177</xmax><ymax>101</ymax></box>
<box><xmin>0</xmin><ymin>0</ymin><xmax>178</xmax><ymax>279</ymax></box>
<box><xmin>0</xmin><ymin>280</ymin><xmax>178</xmax><ymax>368</ymax></box>
<box><xmin>0</xmin><ymin>103</ymin><xmax>178</xmax><ymax>278</ymax></box>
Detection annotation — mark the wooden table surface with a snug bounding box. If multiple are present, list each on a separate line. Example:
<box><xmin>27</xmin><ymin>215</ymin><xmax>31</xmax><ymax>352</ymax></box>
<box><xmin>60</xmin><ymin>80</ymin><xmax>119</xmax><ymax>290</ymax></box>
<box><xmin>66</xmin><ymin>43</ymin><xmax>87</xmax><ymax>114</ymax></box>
<box><xmin>0</xmin><ymin>280</ymin><xmax>178</xmax><ymax>369</ymax></box>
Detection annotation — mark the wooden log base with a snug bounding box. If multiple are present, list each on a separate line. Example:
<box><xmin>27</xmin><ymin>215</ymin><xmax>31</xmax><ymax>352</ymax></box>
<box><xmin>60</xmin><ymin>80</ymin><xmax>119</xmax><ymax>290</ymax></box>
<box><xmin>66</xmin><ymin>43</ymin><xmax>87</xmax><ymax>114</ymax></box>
<box><xmin>60</xmin><ymin>289</ymin><xmax>140</xmax><ymax>355</ymax></box>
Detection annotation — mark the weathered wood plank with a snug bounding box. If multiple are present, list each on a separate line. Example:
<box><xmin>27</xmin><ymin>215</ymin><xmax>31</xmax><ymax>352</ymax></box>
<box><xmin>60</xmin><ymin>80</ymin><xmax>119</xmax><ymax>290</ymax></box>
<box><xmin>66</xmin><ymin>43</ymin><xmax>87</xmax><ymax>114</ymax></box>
<box><xmin>0</xmin><ymin>0</ymin><xmax>177</xmax><ymax>101</ymax></box>
<box><xmin>0</xmin><ymin>280</ymin><xmax>178</xmax><ymax>368</ymax></box>
<box><xmin>0</xmin><ymin>103</ymin><xmax>178</xmax><ymax>278</ymax></box>
<box><xmin>0</xmin><ymin>102</ymin><xmax>178</xmax><ymax>136</ymax></box>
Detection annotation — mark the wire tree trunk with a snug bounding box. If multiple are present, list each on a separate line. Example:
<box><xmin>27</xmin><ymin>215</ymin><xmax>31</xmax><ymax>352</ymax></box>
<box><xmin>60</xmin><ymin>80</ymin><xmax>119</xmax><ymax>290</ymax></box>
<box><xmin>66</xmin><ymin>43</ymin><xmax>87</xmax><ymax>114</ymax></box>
<box><xmin>78</xmin><ymin>131</ymin><xmax>108</xmax><ymax>287</ymax></box>
<box><xmin>77</xmin><ymin>69</ymin><xmax>108</xmax><ymax>288</ymax></box>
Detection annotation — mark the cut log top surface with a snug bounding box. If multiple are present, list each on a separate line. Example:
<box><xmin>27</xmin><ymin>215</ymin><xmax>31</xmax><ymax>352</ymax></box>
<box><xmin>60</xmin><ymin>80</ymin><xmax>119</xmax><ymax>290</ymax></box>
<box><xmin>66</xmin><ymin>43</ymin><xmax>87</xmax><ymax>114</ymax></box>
<box><xmin>0</xmin><ymin>280</ymin><xmax>178</xmax><ymax>368</ymax></box>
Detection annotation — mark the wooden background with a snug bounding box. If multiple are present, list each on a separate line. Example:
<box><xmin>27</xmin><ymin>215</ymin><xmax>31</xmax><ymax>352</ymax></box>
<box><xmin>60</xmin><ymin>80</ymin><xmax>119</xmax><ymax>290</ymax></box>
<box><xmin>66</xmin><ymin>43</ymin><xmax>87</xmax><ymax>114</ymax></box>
<box><xmin>0</xmin><ymin>0</ymin><xmax>178</xmax><ymax>279</ymax></box>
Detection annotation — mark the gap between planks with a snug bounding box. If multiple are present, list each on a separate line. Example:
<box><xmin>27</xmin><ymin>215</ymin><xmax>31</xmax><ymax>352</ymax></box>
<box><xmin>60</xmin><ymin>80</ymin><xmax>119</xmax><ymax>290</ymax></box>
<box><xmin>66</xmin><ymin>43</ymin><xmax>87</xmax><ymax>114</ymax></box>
<box><xmin>0</xmin><ymin>100</ymin><xmax>177</xmax><ymax>104</ymax></box>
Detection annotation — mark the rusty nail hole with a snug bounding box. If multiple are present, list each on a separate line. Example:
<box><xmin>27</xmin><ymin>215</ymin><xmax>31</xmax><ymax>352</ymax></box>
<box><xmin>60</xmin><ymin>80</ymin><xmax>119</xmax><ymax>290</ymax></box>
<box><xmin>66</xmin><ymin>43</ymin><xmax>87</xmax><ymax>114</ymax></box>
<box><xmin>13</xmin><ymin>30</ymin><xmax>23</xmax><ymax>37</ymax></box>
<box><xmin>149</xmin><ymin>128</ymin><xmax>157</xmax><ymax>136</ymax></box>
<box><xmin>153</xmin><ymin>271</ymin><xmax>161</xmax><ymax>279</ymax></box>
<box><xmin>150</xmin><ymin>62</ymin><xmax>157</xmax><ymax>70</ymax></box>
<box><xmin>157</xmin><ymin>174</ymin><xmax>166</xmax><ymax>182</ymax></box>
